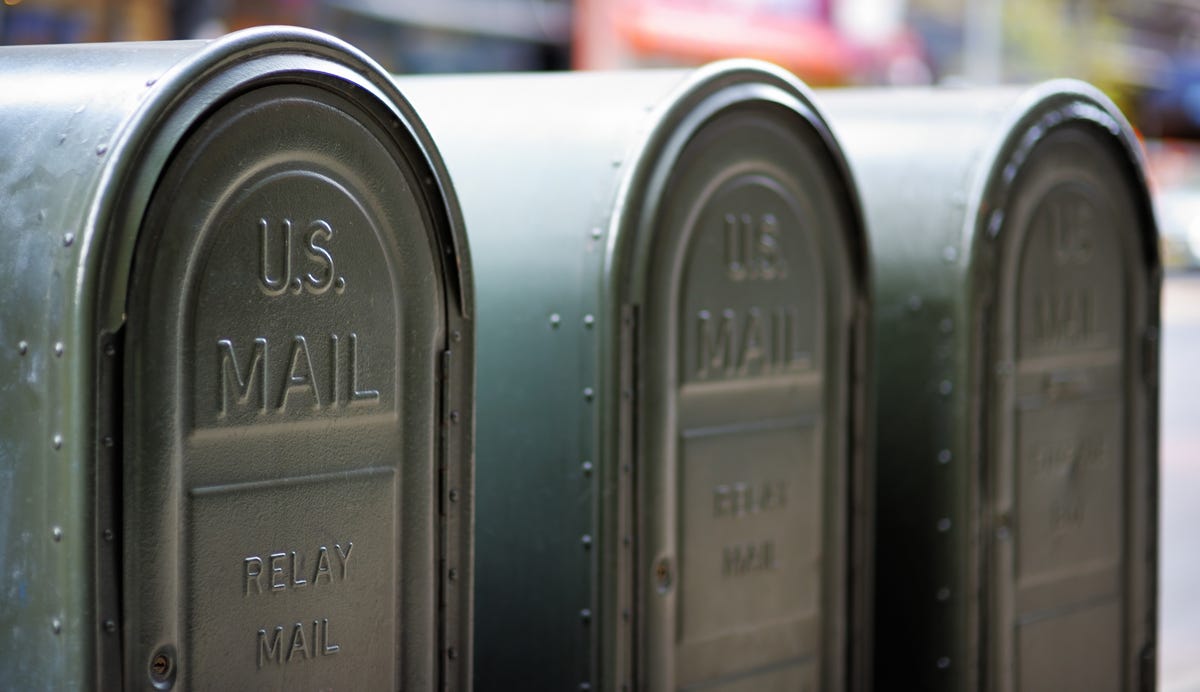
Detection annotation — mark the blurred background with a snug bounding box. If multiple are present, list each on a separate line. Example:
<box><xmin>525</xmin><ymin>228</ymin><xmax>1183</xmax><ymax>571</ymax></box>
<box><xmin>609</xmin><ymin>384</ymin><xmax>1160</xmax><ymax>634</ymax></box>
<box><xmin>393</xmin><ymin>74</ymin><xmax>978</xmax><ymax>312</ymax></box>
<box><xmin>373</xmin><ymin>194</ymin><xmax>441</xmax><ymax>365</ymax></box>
<box><xmin>2</xmin><ymin>0</ymin><xmax>1197</xmax><ymax>688</ymax></box>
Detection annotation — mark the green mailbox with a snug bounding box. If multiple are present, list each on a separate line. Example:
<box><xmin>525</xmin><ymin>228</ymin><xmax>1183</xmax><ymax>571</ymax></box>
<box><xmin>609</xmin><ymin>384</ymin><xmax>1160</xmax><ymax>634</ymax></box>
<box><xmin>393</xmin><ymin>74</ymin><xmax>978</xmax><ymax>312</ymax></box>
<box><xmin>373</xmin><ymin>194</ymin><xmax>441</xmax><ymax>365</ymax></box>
<box><xmin>0</xmin><ymin>28</ymin><xmax>473</xmax><ymax>689</ymax></box>
<box><xmin>821</xmin><ymin>82</ymin><xmax>1159</xmax><ymax>690</ymax></box>
<box><xmin>400</xmin><ymin>63</ymin><xmax>871</xmax><ymax>691</ymax></box>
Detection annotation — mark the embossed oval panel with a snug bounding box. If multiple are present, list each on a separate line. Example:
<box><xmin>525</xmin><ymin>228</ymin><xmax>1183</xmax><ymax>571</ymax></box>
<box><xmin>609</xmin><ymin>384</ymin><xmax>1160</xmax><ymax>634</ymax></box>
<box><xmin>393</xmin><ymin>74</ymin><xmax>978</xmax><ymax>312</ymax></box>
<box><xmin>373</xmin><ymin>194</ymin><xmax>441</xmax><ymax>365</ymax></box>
<box><xmin>992</xmin><ymin>125</ymin><xmax>1145</xmax><ymax>691</ymax></box>
<box><xmin>124</xmin><ymin>83</ymin><xmax>446</xmax><ymax>688</ymax></box>
<box><xmin>642</xmin><ymin>103</ymin><xmax>856</xmax><ymax>691</ymax></box>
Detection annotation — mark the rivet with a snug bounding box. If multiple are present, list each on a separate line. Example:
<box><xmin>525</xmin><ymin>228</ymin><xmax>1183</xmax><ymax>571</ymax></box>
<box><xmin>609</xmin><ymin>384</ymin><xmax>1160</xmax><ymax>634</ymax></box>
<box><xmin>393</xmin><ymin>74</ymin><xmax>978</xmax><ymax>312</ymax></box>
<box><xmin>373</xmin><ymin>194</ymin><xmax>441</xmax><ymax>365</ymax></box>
<box><xmin>145</xmin><ymin>77</ymin><xmax>157</xmax><ymax>87</ymax></box>
<box><xmin>581</xmin><ymin>461</ymin><xmax>593</xmax><ymax>476</ymax></box>
<box><xmin>451</xmin><ymin>330</ymin><xmax>462</xmax><ymax>343</ymax></box>
<box><xmin>448</xmin><ymin>488</ymin><xmax>459</xmax><ymax>503</ymax></box>
<box><xmin>591</xmin><ymin>227</ymin><xmax>603</xmax><ymax>240</ymax></box>
<box><xmin>549</xmin><ymin>313</ymin><xmax>562</xmax><ymax>328</ymax></box>
<box><xmin>52</xmin><ymin>526</ymin><xmax>63</xmax><ymax>542</ymax></box>
<box><xmin>939</xmin><ymin>380</ymin><xmax>953</xmax><ymax>396</ymax></box>
<box><xmin>334</xmin><ymin>276</ymin><xmax>347</xmax><ymax>293</ymax></box>
<box><xmin>583</xmin><ymin>314</ymin><xmax>595</xmax><ymax>328</ymax></box>
<box><xmin>95</xmin><ymin>144</ymin><xmax>107</xmax><ymax>156</ymax></box>
<box><xmin>580</xmin><ymin>608</ymin><xmax>591</xmax><ymax>623</ymax></box>
<box><xmin>63</xmin><ymin>233</ymin><xmax>74</xmax><ymax>247</ymax></box>
<box><xmin>937</xmin><ymin>656</ymin><xmax>951</xmax><ymax>670</ymax></box>
<box><xmin>936</xmin><ymin>587</ymin><xmax>951</xmax><ymax>602</ymax></box>
<box><xmin>448</xmin><ymin>567</ymin><xmax>457</xmax><ymax>581</ymax></box>
<box><xmin>17</xmin><ymin>340</ymin><xmax>28</xmax><ymax>356</ymax></box>
<box><xmin>291</xmin><ymin>277</ymin><xmax>303</xmax><ymax>293</ymax></box>
<box><xmin>449</xmin><ymin>410</ymin><xmax>460</xmax><ymax>424</ymax></box>
<box><xmin>581</xmin><ymin>534</ymin><xmax>593</xmax><ymax>549</ymax></box>
<box><xmin>583</xmin><ymin>387</ymin><xmax>594</xmax><ymax>402</ymax></box>
<box><xmin>942</xmin><ymin>246</ymin><xmax>958</xmax><ymax>262</ymax></box>
<box><xmin>103</xmin><ymin>528</ymin><xmax>114</xmax><ymax>542</ymax></box>
<box><xmin>102</xmin><ymin>436</ymin><xmax>114</xmax><ymax>448</ymax></box>
<box><xmin>104</xmin><ymin>342</ymin><xmax>116</xmax><ymax>357</ymax></box>
<box><xmin>104</xmin><ymin>619</ymin><xmax>116</xmax><ymax>633</ymax></box>
<box><xmin>939</xmin><ymin>318</ymin><xmax>954</xmax><ymax>334</ymax></box>
<box><xmin>52</xmin><ymin>434</ymin><xmax>63</xmax><ymax>450</ymax></box>
<box><xmin>937</xmin><ymin>518</ymin><xmax>952</xmax><ymax>533</ymax></box>
<box><xmin>579</xmin><ymin>684</ymin><xmax>592</xmax><ymax>691</ymax></box>
<box><xmin>937</xmin><ymin>449</ymin><xmax>952</xmax><ymax>464</ymax></box>
<box><xmin>907</xmin><ymin>295</ymin><xmax>923</xmax><ymax>311</ymax></box>
<box><xmin>54</xmin><ymin>342</ymin><xmax>64</xmax><ymax>357</ymax></box>
<box><xmin>52</xmin><ymin>618</ymin><xmax>62</xmax><ymax>635</ymax></box>
<box><xmin>447</xmin><ymin>647</ymin><xmax>458</xmax><ymax>660</ymax></box>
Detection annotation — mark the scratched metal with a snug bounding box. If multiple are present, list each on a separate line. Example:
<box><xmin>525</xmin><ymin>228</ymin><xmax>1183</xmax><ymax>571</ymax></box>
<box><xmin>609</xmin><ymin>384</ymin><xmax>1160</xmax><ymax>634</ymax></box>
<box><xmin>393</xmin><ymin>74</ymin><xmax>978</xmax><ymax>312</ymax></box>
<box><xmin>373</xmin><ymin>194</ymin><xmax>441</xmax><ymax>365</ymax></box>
<box><xmin>399</xmin><ymin>65</ymin><xmax>871</xmax><ymax>691</ymax></box>
<box><xmin>0</xmin><ymin>27</ymin><xmax>473</xmax><ymax>690</ymax></box>
<box><xmin>820</xmin><ymin>82</ymin><xmax>1160</xmax><ymax>691</ymax></box>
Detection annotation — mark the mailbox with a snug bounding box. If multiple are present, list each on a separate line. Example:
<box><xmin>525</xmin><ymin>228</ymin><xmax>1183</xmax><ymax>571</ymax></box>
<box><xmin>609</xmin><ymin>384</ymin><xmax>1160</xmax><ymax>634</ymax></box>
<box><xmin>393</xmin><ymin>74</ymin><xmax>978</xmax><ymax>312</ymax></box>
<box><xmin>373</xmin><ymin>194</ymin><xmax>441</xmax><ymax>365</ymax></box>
<box><xmin>821</xmin><ymin>82</ymin><xmax>1159</xmax><ymax>690</ymax></box>
<box><xmin>400</xmin><ymin>63</ymin><xmax>870</xmax><ymax>691</ymax></box>
<box><xmin>0</xmin><ymin>28</ymin><xmax>473</xmax><ymax>689</ymax></box>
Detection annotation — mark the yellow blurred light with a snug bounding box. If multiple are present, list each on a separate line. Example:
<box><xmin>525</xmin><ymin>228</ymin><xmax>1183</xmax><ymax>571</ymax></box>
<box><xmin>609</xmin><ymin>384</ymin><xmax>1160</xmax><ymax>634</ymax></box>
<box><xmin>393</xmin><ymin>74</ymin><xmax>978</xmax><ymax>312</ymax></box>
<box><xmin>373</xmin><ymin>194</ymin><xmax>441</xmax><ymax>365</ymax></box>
<box><xmin>3</xmin><ymin>0</ymin><xmax>22</xmax><ymax>6</ymax></box>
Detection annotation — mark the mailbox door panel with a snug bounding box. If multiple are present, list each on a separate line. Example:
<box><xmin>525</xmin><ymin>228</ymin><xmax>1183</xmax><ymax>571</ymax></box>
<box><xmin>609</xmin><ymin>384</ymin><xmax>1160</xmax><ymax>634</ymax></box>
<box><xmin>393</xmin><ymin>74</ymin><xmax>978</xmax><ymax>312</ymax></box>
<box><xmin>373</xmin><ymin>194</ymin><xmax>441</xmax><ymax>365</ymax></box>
<box><xmin>991</xmin><ymin>125</ymin><xmax>1146</xmax><ymax>691</ymax></box>
<box><xmin>125</xmin><ymin>83</ymin><xmax>444</xmax><ymax>688</ymax></box>
<box><xmin>642</xmin><ymin>104</ymin><xmax>854</xmax><ymax>691</ymax></box>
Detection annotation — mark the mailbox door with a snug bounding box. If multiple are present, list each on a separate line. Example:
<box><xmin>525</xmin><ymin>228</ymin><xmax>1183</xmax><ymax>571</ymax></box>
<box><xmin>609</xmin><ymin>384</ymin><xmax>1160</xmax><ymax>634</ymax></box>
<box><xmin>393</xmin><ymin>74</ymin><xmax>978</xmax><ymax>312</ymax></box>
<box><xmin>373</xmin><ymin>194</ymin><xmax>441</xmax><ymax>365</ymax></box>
<box><xmin>989</xmin><ymin>124</ymin><xmax>1151</xmax><ymax>690</ymax></box>
<box><xmin>123</xmin><ymin>81</ymin><xmax>451</xmax><ymax>688</ymax></box>
<box><xmin>640</xmin><ymin>102</ymin><xmax>857</xmax><ymax>690</ymax></box>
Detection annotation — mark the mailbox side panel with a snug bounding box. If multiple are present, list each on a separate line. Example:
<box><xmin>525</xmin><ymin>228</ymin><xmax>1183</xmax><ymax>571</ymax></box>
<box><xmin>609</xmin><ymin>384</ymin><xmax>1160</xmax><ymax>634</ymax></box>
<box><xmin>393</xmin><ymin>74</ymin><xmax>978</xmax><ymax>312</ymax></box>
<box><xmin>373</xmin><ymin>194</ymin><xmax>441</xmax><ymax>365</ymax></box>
<box><xmin>0</xmin><ymin>42</ymin><xmax>205</xmax><ymax>689</ymax></box>
<box><xmin>399</xmin><ymin>71</ymin><xmax>691</xmax><ymax>691</ymax></box>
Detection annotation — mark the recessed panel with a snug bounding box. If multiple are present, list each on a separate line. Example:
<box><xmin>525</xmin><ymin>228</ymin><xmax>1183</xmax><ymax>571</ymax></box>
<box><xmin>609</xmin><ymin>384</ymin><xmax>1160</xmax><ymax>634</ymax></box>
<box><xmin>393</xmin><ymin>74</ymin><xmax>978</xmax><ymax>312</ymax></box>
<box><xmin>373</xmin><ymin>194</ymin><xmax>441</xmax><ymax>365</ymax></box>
<box><xmin>128</xmin><ymin>82</ymin><xmax>444</xmax><ymax>688</ymax></box>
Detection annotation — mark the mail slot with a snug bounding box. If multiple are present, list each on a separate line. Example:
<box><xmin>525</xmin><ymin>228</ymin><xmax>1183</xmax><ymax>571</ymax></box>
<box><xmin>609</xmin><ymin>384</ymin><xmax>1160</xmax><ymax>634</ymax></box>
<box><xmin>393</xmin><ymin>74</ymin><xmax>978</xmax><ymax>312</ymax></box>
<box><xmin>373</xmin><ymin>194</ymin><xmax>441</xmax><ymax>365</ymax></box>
<box><xmin>821</xmin><ymin>82</ymin><xmax>1159</xmax><ymax>690</ymax></box>
<box><xmin>0</xmin><ymin>28</ymin><xmax>473</xmax><ymax>689</ymax></box>
<box><xmin>400</xmin><ymin>64</ymin><xmax>870</xmax><ymax>691</ymax></box>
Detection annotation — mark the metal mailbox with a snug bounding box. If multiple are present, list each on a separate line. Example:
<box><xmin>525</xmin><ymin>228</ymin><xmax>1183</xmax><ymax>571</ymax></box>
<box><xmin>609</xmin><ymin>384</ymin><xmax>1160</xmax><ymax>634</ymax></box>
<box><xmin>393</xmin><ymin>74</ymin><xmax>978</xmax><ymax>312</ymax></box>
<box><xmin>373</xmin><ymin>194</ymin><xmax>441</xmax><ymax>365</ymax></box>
<box><xmin>821</xmin><ymin>82</ymin><xmax>1159</xmax><ymax>690</ymax></box>
<box><xmin>399</xmin><ymin>64</ymin><xmax>870</xmax><ymax>691</ymax></box>
<box><xmin>0</xmin><ymin>28</ymin><xmax>473</xmax><ymax>689</ymax></box>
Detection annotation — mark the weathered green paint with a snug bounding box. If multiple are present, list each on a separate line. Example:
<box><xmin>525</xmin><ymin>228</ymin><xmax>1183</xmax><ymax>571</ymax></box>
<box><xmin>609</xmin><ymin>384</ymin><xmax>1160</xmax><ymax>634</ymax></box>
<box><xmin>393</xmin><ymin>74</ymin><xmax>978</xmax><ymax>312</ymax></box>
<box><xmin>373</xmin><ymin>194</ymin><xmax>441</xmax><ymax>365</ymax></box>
<box><xmin>821</xmin><ymin>81</ymin><xmax>1159</xmax><ymax>691</ymax></box>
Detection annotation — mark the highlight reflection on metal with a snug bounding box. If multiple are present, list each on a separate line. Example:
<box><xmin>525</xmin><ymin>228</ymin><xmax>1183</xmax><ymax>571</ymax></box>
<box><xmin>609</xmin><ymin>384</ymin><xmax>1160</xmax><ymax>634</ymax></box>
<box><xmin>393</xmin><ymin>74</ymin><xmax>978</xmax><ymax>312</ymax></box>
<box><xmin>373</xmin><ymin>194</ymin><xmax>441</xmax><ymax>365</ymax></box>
<box><xmin>822</xmin><ymin>82</ymin><xmax>1160</xmax><ymax>691</ymax></box>
<box><xmin>0</xmin><ymin>27</ymin><xmax>473</xmax><ymax>690</ymax></box>
<box><xmin>400</xmin><ymin>63</ymin><xmax>871</xmax><ymax>691</ymax></box>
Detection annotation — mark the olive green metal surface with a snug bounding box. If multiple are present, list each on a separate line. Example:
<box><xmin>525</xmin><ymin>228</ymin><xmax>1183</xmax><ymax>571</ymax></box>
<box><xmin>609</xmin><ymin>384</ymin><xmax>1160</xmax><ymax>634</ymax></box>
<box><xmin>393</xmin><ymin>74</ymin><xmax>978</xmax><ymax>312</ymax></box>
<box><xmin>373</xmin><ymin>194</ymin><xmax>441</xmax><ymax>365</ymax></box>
<box><xmin>0</xmin><ymin>28</ymin><xmax>473</xmax><ymax>689</ymax></box>
<box><xmin>820</xmin><ymin>82</ymin><xmax>1159</xmax><ymax>691</ymax></box>
<box><xmin>400</xmin><ymin>64</ymin><xmax>870</xmax><ymax>691</ymax></box>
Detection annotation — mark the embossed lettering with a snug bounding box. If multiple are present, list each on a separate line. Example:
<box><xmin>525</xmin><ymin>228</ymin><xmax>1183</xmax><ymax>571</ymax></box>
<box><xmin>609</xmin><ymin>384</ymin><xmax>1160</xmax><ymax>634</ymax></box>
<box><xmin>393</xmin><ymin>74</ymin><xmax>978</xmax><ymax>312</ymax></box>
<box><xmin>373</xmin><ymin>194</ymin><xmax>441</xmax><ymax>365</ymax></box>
<box><xmin>1045</xmin><ymin>199</ymin><xmax>1094</xmax><ymax>265</ymax></box>
<box><xmin>269</xmin><ymin>552</ymin><xmax>287</xmax><ymax>591</ymax></box>
<box><xmin>313</xmin><ymin>546</ymin><xmax>333</xmax><ymax>585</ymax></box>
<box><xmin>722</xmin><ymin>540</ymin><xmax>777</xmax><ymax>577</ymax></box>
<box><xmin>244</xmin><ymin>557</ymin><xmax>264</xmax><ymax>596</ymax></box>
<box><xmin>724</xmin><ymin>212</ymin><xmax>787</xmax><ymax>281</ymax></box>
<box><xmin>259</xmin><ymin>218</ymin><xmax>292</xmax><ymax>297</ymax></box>
<box><xmin>258</xmin><ymin>217</ymin><xmax>345</xmax><ymax>297</ymax></box>
<box><xmin>213</xmin><ymin>333</ymin><xmax>379</xmax><ymax>418</ymax></box>
<box><xmin>257</xmin><ymin>626</ymin><xmax>284</xmax><ymax>668</ymax></box>
<box><xmin>218</xmin><ymin>338</ymin><xmax>267</xmax><ymax>415</ymax></box>
<box><xmin>287</xmin><ymin>622</ymin><xmax>309</xmax><ymax>662</ymax></box>
<box><xmin>304</xmin><ymin>220</ymin><xmax>337</xmax><ymax>294</ymax></box>
<box><xmin>695</xmin><ymin>306</ymin><xmax>808</xmax><ymax>379</ymax></box>
<box><xmin>278</xmin><ymin>335</ymin><xmax>320</xmax><ymax>410</ymax></box>
<box><xmin>713</xmin><ymin>480</ymin><xmax>788</xmax><ymax>518</ymax></box>
<box><xmin>1033</xmin><ymin>438</ymin><xmax>1105</xmax><ymax>477</ymax></box>
<box><xmin>255</xmin><ymin>618</ymin><xmax>340</xmax><ymax>667</ymax></box>
<box><xmin>241</xmin><ymin>543</ymin><xmax>353</xmax><ymax>593</ymax></box>
<box><xmin>1033</xmin><ymin>289</ymin><xmax>1094</xmax><ymax>345</ymax></box>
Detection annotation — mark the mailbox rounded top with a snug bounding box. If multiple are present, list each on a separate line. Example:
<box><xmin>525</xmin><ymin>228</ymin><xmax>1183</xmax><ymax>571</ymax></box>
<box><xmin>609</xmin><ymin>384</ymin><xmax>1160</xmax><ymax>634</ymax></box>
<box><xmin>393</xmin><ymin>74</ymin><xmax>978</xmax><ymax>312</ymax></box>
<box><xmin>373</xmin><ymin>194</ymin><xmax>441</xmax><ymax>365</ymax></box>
<box><xmin>607</xmin><ymin>59</ymin><xmax>870</xmax><ymax>302</ymax></box>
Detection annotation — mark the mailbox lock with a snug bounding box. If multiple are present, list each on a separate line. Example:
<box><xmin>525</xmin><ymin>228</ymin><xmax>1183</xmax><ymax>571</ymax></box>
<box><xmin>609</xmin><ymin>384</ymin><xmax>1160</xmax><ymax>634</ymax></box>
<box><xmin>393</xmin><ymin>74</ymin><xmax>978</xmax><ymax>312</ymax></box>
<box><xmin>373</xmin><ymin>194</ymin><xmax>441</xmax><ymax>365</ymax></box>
<box><xmin>148</xmin><ymin>646</ymin><xmax>175</xmax><ymax>688</ymax></box>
